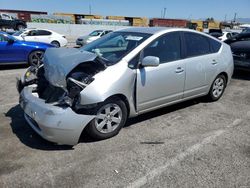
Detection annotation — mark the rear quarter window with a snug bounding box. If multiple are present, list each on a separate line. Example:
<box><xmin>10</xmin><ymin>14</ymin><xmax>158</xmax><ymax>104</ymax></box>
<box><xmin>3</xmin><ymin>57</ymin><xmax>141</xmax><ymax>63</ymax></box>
<box><xmin>209</xmin><ymin>38</ymin><xmax>222</xmax><ymax>53</ymax></box>
<box><xmin>184</xmin><ymin>32</ymin><xmax>210</xmax><ymax>57</ymax></box>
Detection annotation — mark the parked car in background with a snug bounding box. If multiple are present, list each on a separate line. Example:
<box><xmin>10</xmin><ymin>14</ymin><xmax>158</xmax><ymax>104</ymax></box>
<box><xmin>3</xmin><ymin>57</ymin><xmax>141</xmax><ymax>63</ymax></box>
<box><xmin>76</xmin><ymin>30</ymin><xmax>112</xmax><ymax>46</ymax></box>
<box><xmin>0</xmin><ymin>13</ymin><xmax>27</xmax><ymax>31</ymax></box>
<box><xmin>218</xmin><ymin>31</ymin><xmax>233</xmax><ymax>41</ymax></box>
<box><xmin>224</xmin><ymin>33</ymin><xmax>250</xmax><ymax>70</ymax></box>
<box><xmin>18</xmin><ymin>27</ymin><xmax>233</xmax><ymax>145</ymax></box>
<box><xmin>209</xmin><ymin>32</ymin><xmax>223</xmax><ymax>39</ymax></box>
<box><xmin>13</xmin><ymin>28</ymin><xmax>68</xmax><ymax>47</ymax></box>
<box><xmin>0</xmin><ymin>31</ymin><xmax>53</xmax><ymax>65</ymax></box>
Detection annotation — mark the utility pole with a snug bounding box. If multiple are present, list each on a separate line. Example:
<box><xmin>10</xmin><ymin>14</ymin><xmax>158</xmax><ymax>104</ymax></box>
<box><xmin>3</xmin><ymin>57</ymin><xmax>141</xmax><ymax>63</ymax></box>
<box><xmin>224</xmin><ymin>14</ymin><xmax>227</xmax><ymax>22</ymax></box>
<box><xmin>233</xmin><ymin>13</ymin><xmax>237</xmax><ymax>23</ymax></box>
<box><xmin>89</xmin><ymin>5</ymin><xmax>92</xmax><ymax>15</ymax></box>
<box><xmin>163</xmin><ymin>7</ymin><xmax>167</xmax><ymax>18</ymax></box>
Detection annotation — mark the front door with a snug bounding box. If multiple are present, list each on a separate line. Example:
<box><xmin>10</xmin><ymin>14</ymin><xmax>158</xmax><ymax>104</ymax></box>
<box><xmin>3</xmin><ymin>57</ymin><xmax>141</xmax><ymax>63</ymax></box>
<box><xmin>136</xmin><ymin>32</ymin><xmax>185</xmax><ymax>112</ymax></box>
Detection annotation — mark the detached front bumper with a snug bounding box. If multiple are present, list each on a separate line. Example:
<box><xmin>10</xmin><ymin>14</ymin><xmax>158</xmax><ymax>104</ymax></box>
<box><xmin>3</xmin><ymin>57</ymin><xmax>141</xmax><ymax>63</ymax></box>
<box><xmin>20</xmin><ymin>86</ymin><xmax>95</xmax><ymax>145</ymax></box>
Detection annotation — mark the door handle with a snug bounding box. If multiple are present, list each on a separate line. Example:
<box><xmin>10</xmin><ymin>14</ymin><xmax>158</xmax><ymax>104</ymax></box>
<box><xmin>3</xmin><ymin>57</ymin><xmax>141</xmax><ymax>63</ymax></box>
<box><xmin>175</xmin><ymin>67</ymin><xmax>184</xmax><ymax>73</ymax></box>
<box><xmin>212</xmin><ymin>59</ymin><xmax>218</xmax><ymax>65</ymax></box>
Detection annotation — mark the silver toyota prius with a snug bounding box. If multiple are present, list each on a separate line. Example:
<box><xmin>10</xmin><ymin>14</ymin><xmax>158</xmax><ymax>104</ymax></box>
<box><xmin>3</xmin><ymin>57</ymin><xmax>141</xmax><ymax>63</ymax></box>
<box><xmin>18</xmin><ymin>27</ymin><xmax>234</xmax><ymax>145</ymax></box>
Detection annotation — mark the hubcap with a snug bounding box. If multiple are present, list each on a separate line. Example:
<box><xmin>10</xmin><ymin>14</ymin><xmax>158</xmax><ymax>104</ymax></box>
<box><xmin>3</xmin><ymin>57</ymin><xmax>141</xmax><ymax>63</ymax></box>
<box><xmin>30</xmin><ymin>51</ymin><xmax>44</xmax><ymax>66</ymax></box>
<box><xmin>212</xmin><ymin>77</ymin><xmax>224</xmax><ymax>98</ymax></box>
<box><xmin>95</xmin><ymin>104</ymin><xmax>122</xmax><ymax>134</ymax></box>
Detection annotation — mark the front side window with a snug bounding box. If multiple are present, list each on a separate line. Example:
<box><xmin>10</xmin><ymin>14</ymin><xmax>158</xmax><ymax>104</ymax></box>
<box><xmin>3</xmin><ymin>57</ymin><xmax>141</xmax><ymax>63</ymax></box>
<box><xmin>27</xmin><ymin>30</ymin><xmax>38</xmax><ymax>36</ymax></box>
<box><xmin>81</xmin><ymin>32</ymin><xmax>151</xmax><ymax>65</ymax></box>
<box><xmin>184</xmin><ymin>32</ymin><xmax>210</xmax><ymax>57</ymax></box>
<box><xmin>143</xmin><ymin>32</ymin><xmax>181</xmax><ymax>64</ymax></box>
<box><xmin>13</xmin><ymin>31</ymin><xmax>24</xmax><ymax>36</ymax></box>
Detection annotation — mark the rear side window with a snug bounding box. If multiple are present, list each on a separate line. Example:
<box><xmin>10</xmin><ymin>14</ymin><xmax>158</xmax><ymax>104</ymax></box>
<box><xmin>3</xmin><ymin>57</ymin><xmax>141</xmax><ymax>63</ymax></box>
<box><xmin>36</xmin><ymin>30</ymin><xmax>52</xmax><ymax>36</ymax></box>
<box><xmin>184</xmin><ymin>32</ymin><xmax>210</xmax><ymax>57</ymax></box>
<box><xmin>209</xmin><ymin>38</ymin><xmax>222</xmax><ymax>53</ymax></box>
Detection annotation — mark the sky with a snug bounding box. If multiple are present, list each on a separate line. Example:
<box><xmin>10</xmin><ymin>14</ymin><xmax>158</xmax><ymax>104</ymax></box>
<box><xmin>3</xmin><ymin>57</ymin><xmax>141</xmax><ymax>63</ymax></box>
<box><xmin>0</xmin><ymin>0</ymin><xmax>250</xmax><ymax>21</ymax></box>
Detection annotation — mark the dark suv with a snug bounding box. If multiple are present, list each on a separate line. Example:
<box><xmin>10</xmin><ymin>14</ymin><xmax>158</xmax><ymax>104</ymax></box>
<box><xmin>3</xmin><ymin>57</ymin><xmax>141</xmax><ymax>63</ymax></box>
<box><xmin>0</xmin><ymin>13</ymin><xmax>27</xmax><ymax>31</ymax></box>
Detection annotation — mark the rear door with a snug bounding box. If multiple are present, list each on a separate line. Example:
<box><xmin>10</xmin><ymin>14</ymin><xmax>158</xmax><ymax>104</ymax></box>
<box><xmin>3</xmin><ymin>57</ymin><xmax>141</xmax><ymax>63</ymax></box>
<box><xmin>182</xmin><ymin>32</ymin><xmax>220</xmax><ymax>98</ymax></box>
<box><xmin>136</xmin><ymin>32</ymin><xmax>186</xmax><ymax>112</ymax></box>
<box><xmin>183</xmin><ymin>32</ymin><xmax>212</xmax><ymax>98</ymax></box>
<box><xmin>35</xmin><ymin>30</ymin><xmax>52</xmax><ymax>43</ymax></box>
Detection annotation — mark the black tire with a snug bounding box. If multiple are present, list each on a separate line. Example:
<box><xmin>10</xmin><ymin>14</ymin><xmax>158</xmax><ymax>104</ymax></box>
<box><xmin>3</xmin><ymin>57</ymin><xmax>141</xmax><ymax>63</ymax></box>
<box><xmin>16</xmin><ymin>24</ymin><xmax>25</xmax><ymax>31</ymax></box>
<box><xmin>207</xmin><ymin>74</ymin><xmax>226</xmax><ymax>101</ymax></box>
<box><xmin>86</xmin><ymin>98</ymin><xmax>128</xmax><ymax>140</ymax></box>
<box><xmin>28</xmin><ymin>50</ymin><xmax>44</xmax><ymax>66</ymax></box>
<box><xmin>51</xmin><ymin>41</ymin><xmax>60</xmax><ymax>48</ymax></box>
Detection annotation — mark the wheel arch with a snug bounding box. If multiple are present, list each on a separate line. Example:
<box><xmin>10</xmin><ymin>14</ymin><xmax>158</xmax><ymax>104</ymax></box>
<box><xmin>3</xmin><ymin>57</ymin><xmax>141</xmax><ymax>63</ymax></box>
<box><xmin>218</xmin><ymin>72</ymin><xmax>228</xmax><ymax>86</ymax></box>
<box><xmin>105</xmin><ymin>94</ymin><xmax>130</xmax><ymax>118</ymax></box>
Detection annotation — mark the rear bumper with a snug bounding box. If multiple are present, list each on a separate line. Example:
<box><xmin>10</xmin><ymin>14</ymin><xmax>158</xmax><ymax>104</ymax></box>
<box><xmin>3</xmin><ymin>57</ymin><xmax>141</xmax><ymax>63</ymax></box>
<box><xmin>20</xmin><ymin>86</ymin><xmax>95</xmax><ymax>145</ymax></box>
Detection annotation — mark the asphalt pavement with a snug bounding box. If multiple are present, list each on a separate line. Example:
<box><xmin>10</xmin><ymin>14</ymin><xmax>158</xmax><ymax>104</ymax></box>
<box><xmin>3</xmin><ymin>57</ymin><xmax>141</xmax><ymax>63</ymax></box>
<box><xmin>0</xmin><ymin>67</ymin><xmax>249</xmax><ymax>188</ymax></box>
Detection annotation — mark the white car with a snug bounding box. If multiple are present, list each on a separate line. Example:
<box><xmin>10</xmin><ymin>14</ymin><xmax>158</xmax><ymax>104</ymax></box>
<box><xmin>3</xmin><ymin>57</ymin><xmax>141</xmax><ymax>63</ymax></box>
<box><xmin>13</xmin><ymin>29</ymin><xmax>68</xmax><ymax>47</ymax></box>
<box><xmin>218</xmin><ymin>31</ymin><xmax>236</xmax><ymax>41</ymax></box>
<box><xmin>76</xmin><ymin>30</ymin><xmax>112</xmax><ymax>46</ymax></box>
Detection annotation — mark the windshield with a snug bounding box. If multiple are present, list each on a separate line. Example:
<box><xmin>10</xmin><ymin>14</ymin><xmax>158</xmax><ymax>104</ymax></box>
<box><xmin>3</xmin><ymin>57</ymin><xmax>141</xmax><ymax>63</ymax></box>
<box><xmin>13</xmin><ymin>30</ymin><xmax>24</xmax><ymax>36</ymax></box>
<box><xmin>242</xmin><ymin>28</ymin><xmax>250</xmax><ymax>33</ymax></box>
<box><xmin>89</xmin><ymin>30</ymin><xmax>103</xmax><ymax>36</ymax></box>
<box><xmin>81</xmin><ymin>32</ymin><xmax>151</xmax><ymax>65</ymax></box>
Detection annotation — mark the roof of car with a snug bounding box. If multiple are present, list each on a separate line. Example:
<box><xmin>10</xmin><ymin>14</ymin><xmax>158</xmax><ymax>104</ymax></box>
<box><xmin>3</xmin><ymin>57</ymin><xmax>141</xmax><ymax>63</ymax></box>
<box><xmin>116</xmin><ymin>27</ymin><xmax>173</xmax><ymax>34</ymax></box>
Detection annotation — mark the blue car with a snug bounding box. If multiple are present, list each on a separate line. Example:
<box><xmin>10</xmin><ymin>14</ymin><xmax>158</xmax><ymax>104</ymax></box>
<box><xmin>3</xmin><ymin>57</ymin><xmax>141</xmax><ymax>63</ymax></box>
<box><xmin>0</xmin><ymin>31</ymin><xmax>54</xmax><ymax>66</ymax></box>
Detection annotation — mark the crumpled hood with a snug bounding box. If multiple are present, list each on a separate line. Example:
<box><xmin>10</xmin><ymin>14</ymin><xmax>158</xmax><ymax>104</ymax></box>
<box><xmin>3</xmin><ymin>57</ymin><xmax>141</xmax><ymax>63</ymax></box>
<box><xmin>43</xmin><ymin>48</ymin><xmax>97</xmax><ymax>88</ymax></box>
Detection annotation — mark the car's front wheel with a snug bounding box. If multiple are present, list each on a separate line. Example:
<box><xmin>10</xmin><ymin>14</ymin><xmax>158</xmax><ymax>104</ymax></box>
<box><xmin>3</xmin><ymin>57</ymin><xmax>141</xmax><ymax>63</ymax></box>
<box><xmin>28</xmin><ymin>50</ymin><xmax>44</xmax><ymax>66</ymax></box>
<box><xmin>86</xmin><ymin>98</ymin><xmax>128</xmax><ymax>140</ymax></box>
<box><xmin>16</xmin><ymin>24</ymin><xmax>25</xmax><ymax>31</ymax></box>
<box><xmin>208</xmin><ymin>74</ymin><xmax>226</xmax><ymax>101</ymax></box>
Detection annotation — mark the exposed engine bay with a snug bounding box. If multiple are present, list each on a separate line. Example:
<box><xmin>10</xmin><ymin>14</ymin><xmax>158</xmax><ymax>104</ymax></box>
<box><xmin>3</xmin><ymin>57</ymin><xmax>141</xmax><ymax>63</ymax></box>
<box><xmin>18</xmin><ymin>51</ymin><xmax>106</xmax><ymax>112</ymax></box>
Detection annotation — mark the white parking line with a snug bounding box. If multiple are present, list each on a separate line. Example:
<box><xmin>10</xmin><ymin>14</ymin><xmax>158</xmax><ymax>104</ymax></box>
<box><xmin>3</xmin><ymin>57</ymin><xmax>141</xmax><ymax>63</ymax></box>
<box><xmin>127</xmin><ymin>129</ymin><xmax>225</xmax><ymax>188</ymax></box>
<box><xmin>127</xmin><ymin>116</ymin><xmax>245</xmax><ymax>188</ymax></box>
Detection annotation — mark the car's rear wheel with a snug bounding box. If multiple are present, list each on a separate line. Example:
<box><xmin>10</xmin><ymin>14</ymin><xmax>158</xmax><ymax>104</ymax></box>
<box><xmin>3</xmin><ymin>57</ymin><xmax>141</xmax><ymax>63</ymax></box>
<box><xmin>28</xmin><ymin>50</ymin><xmax>44</xmax><ymax>66</ymax></box>
<box><xmin>51</xmin><ymin>41</ymin><xmax>60</xmax><ymax>48</ymax></box>
<box><xmin>207</xmin><ymin>74</ymin><xmax>226</xmax><ymax>101</ymax></box>
<box><xmin>16</xmin><ymin>24</ymin><xmax>25</xmax><ymax>31</ymax></box>
<box><xmin>86</xmin><ymin>98</ymin><xmax>127</xmax><ymax>140</ymax></box>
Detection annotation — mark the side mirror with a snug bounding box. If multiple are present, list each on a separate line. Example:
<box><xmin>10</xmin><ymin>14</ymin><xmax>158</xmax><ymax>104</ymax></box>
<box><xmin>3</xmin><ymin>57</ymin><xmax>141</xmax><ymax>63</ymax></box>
<box><xmin>141</xmin><ymin>56</ymin><xmax>160</xmax><ymax>67</ymax></box>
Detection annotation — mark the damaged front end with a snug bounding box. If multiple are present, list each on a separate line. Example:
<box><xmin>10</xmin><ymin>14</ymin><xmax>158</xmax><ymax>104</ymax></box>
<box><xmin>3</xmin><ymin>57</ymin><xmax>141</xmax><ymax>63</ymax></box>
<box><xmin>18</xmin><ymin>48</ymin><xmax>108</xmax><ymax>145</ymax></box>
<box><xmin>19</xmin><ymin>48</ymin><xmax>106</xmax><ymax>110</ymax></box>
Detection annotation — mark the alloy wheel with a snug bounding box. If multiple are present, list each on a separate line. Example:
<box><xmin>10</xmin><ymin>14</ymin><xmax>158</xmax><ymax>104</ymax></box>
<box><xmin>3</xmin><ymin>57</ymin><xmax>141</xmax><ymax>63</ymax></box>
<box><xmin>212</xmin><ymin>77</ymin><xmax>224</xmax><ymax>98</ymax></box>
<box><xmin>94</xmin><ymin>103</ymin><xmax>122</xmax><ymax>134</ymax></box>
<box><xmin>29</xmin><ymin>51</ymin><xmax>44</xmax><ymax>66</ymax></box>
